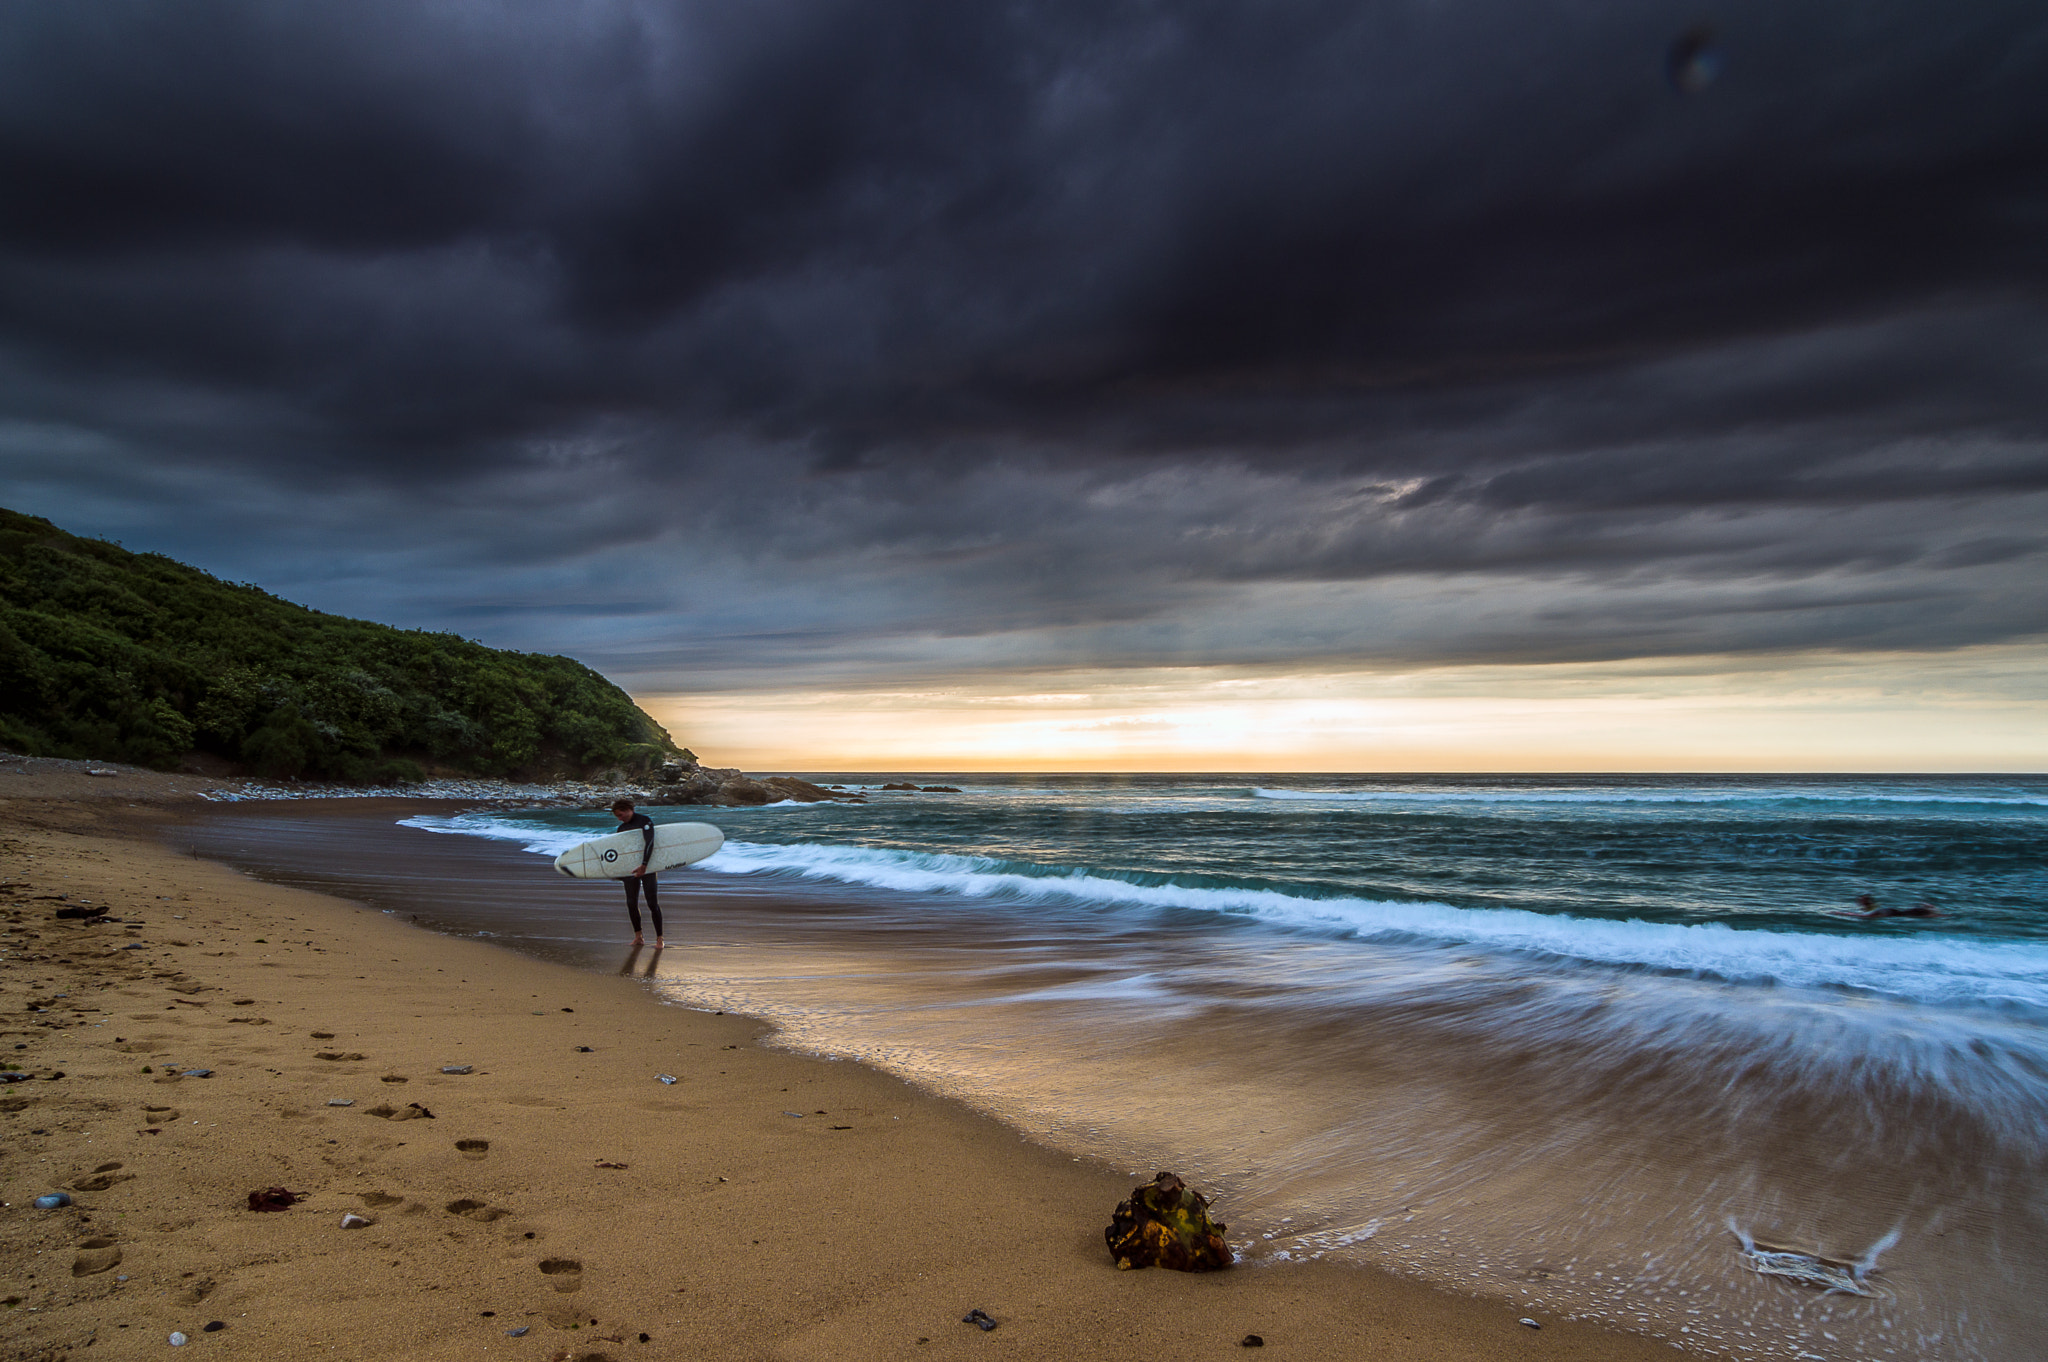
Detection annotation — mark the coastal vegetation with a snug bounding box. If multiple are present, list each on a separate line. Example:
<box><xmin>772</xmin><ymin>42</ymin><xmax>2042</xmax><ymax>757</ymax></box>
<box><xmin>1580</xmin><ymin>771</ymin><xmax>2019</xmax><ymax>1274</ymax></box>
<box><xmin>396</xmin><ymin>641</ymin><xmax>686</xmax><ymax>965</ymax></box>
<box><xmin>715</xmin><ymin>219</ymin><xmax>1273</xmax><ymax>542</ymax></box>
<box><xmin>0</xmin><ymin>506</ymin><xmax>677</xmax><ymax>780</ymax></box>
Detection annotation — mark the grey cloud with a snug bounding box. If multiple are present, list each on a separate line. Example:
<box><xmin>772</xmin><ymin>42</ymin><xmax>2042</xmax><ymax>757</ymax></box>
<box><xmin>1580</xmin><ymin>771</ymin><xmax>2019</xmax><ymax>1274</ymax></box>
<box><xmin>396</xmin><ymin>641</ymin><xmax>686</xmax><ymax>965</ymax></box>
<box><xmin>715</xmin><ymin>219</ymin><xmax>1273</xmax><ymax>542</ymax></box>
<box><xmin>1</xmin><ymin>0</ymin><xmax>2045</xmax><ymax>686</ymax></box>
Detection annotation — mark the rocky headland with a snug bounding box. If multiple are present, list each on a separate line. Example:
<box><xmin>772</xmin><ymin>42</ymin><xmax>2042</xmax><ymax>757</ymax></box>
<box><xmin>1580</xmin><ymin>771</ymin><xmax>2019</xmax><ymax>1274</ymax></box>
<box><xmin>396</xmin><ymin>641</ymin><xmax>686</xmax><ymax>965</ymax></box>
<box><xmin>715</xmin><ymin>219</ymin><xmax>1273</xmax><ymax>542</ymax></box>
<box><xmin>639</xmin><ymin>759</ymin><xmax>860</xmax><ymax>807</ymax></box>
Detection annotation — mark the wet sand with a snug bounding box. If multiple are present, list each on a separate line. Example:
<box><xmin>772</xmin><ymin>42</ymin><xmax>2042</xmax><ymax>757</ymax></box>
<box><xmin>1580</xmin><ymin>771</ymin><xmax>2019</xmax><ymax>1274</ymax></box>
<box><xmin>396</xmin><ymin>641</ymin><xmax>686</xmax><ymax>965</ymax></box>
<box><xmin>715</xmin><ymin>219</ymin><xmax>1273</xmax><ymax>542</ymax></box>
<box><xmin>0</xmin><ymin>775</ymin><xmax>1682</xmax><ymax>1361</ymax></box>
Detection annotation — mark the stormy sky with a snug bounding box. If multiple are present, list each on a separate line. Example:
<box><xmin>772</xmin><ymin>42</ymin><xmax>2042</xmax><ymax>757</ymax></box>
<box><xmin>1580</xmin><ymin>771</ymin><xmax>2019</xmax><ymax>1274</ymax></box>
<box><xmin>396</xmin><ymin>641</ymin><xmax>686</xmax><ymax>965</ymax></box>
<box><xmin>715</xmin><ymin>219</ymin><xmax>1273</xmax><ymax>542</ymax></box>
<box><xmin>3</xmin><ymin>1</ymin><xmax>2045</xmax><ymax>765</ymax></box>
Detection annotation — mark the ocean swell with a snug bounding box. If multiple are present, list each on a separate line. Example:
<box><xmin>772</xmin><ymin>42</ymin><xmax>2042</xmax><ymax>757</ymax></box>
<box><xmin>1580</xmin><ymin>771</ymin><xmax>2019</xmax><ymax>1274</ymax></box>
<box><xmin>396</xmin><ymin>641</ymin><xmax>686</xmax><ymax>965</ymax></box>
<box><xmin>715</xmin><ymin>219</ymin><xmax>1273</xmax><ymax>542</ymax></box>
<box><xmin>404</xmin><ymin>812</ymin><xmax>2048</xmax><ymax>1013</ymax></box>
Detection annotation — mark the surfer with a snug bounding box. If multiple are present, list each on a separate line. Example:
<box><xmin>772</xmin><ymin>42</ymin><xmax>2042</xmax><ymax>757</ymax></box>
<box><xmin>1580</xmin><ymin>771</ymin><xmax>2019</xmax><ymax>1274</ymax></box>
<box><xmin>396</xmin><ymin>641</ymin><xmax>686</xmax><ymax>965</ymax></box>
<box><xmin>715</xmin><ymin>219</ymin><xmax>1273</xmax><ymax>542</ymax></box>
<box><xmin>610</xmin><ymin>798</ymin><xmax>664</xmax><ymax>948</ymax></box>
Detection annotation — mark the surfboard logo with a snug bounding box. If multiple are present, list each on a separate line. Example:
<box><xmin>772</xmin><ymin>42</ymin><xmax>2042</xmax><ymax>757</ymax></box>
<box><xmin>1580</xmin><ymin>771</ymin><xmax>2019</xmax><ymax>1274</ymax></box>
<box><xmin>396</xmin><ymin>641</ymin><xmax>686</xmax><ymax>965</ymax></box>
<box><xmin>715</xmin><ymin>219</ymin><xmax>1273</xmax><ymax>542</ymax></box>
<box><xmin>551</xmin><ymin>822</ymin><xmax>724</xmax><ymax>881</ymax></box>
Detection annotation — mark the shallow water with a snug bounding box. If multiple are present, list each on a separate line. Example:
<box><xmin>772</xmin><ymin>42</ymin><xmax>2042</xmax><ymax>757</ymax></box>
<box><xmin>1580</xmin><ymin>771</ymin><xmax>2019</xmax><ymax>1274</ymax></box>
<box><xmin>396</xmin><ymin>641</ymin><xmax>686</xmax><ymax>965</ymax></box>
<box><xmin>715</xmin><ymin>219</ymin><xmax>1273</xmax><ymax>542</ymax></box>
<box><xmin>185</xmin><ymin>774</ymin><xmax>2048</xmax><ymax>1361</ymax></box>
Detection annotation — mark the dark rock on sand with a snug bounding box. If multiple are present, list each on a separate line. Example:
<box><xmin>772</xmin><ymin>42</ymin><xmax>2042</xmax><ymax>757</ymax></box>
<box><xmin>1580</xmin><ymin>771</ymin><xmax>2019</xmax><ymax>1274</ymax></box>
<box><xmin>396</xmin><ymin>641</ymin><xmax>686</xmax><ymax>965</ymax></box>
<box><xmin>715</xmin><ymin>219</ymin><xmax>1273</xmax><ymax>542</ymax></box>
<box><xmin>247</xmin><ymin>1186</ymin><xmax>303</xmax><ymax>1212</ymax></box>
<box><xmin>1105</xmin><ymin>1172</ymin><xmax>1234</xmax><ymax>1272</ymax></box>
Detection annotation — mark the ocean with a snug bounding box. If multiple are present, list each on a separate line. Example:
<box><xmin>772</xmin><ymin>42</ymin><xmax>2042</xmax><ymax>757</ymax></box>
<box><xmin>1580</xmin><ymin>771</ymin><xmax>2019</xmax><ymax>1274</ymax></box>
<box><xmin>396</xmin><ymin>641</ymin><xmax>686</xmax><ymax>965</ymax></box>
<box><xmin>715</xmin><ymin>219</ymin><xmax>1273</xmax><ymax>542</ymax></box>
<box><xmin>184</xmin><ymin>773</ymin><xmax>2048</xmax><ymax>1361</ymax></box>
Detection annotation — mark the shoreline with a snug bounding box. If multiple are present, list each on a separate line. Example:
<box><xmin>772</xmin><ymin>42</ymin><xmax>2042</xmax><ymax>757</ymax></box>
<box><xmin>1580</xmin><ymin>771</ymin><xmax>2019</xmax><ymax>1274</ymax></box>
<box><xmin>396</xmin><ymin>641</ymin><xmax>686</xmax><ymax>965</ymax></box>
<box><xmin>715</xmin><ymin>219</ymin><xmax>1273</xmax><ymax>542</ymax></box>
<box><xmin>0</xmin><ymin>779</ymin><xmax>1685</xmax><ymax>1360</ymax></box>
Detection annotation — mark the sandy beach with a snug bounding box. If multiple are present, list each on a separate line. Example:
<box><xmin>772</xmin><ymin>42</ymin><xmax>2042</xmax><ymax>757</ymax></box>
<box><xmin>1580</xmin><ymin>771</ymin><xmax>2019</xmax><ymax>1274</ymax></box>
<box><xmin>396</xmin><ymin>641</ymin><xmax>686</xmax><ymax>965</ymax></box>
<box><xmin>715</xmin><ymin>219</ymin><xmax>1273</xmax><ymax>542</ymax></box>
<box><xmin>0</xmin><ymin>769</ymin><xmax>1681</xmax><ymax>1361</ymax></box>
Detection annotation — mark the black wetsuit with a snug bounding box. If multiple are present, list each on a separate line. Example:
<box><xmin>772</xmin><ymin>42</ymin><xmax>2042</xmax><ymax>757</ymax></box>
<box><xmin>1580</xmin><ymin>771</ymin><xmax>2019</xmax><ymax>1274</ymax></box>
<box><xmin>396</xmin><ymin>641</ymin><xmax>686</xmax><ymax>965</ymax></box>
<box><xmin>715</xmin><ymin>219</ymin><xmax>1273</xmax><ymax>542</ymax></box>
<box><xmin>617</xmin><ymin>813</ymin><xmax>662</xmax><ymax>939</ymax></box>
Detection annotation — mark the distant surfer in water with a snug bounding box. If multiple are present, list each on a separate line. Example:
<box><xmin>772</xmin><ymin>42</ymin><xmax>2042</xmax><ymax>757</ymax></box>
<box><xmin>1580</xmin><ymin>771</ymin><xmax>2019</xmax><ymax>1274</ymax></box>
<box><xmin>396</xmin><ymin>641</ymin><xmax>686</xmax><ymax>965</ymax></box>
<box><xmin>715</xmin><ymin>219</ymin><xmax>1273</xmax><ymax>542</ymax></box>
<box><xmin>1845</xmin><ymin>893</ymin><xmax>1942</xmax><ymax>920</ymax></box>
<box><xmin>611</xmin><ymin>798</ymin><xmax>663</xmax><ymax>948</ymax></box>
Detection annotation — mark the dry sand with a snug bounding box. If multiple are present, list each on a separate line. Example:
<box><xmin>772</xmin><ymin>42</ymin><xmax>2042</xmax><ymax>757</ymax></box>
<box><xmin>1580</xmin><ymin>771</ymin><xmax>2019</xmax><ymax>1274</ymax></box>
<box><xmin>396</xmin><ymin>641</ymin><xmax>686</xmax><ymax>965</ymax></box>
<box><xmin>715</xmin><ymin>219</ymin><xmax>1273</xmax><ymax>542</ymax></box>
<box><xmin>0</xmin><ymin>765</ymin><xmax>1684</xmax><ymax>1362</ymax></box>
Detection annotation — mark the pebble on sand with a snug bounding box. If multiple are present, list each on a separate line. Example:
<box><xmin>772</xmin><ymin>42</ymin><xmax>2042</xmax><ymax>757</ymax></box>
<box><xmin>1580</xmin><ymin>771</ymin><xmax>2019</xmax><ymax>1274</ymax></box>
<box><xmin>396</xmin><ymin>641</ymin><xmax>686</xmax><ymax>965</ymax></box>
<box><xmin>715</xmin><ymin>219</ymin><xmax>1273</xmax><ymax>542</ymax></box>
<box><xmin>326</xmin><ymin>1098</ymin><xmax>354</xmax><ymax>1107</ymax></box>
<box><xmin>168</xmin><ymin>1333</ymin><xmax>187</xmax><ymax>1347</ymax></box>
<box><xmin>656</xmin><ymin>1073</ymin><xmax>678</xmax><ymax>1084</ymax></box>
<box><xmin>34</xmin><ymin>1193</ymin><xmax>73</xmax><ymax>1209</ymax></box>
<box><xmin>440</xmin><ymin>1064</ymin><xmax>473</xmax><ymax>1074</ymax></box>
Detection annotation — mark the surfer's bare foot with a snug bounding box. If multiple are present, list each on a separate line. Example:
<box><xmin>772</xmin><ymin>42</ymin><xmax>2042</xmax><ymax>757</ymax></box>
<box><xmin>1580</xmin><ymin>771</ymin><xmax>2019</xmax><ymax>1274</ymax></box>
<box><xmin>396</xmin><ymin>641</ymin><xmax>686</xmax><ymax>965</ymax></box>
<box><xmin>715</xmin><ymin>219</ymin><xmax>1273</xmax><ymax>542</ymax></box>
<box><xmin>654</xmin><ymin>939</ymin><xmax>665</xmax><ymax>950</ymax></box>
<box><xmin>631</xmin><ymin>934</ymin><xmax>643</xmax><ymax>946</ymax></box>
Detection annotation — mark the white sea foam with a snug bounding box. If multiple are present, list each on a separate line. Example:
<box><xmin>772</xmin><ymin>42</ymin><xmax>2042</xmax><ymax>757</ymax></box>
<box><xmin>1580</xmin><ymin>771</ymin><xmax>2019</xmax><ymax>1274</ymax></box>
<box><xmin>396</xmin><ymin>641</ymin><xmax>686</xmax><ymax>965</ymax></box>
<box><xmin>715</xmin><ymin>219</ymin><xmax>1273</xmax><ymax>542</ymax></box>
<box><xmin>399</xmin><ymin>812</ymin><xmax>597</xmax><ymax>858</ymax></box>
<box><xmin>708</xmin><ymin>841</ymin><xmax>2048</xmax><ymax>1009</ymax></box>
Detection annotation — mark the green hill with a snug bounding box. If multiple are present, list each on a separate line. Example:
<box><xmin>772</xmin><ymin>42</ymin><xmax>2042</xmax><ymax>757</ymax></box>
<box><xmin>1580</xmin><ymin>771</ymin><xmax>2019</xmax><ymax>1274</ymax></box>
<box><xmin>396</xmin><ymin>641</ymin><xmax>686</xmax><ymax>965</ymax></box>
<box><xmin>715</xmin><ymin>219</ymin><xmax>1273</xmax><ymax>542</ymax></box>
<box><xmin>0</xmin><ymin>506</ymin><xmax>678</xmax><ymax>781</ymax></box>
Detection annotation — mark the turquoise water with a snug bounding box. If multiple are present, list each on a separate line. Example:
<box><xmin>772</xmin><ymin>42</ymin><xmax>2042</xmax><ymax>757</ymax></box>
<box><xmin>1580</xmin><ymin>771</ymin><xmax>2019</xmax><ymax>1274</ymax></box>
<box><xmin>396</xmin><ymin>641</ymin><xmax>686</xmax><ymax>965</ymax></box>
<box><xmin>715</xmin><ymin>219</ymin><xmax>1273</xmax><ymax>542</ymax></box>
<box><xmin>416</xmin><ymin>773</ymin><xmax>2048</xmax><ymax>1008</ymax></box>
<box><xmin>383</xmin><ymin>773</ymin><xmax>2047</xmax><ymax>1361</ymax></box>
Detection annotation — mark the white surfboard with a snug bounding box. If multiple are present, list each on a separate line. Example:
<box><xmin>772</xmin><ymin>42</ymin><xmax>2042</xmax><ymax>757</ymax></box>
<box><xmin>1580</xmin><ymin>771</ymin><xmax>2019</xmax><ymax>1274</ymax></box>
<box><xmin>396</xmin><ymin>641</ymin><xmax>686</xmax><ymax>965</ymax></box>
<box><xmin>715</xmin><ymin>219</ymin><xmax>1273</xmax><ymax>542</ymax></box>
<box><xmin>553</xmin><ymin>822</ymin><xmax>725</xmax><ymax>880</ymax></box>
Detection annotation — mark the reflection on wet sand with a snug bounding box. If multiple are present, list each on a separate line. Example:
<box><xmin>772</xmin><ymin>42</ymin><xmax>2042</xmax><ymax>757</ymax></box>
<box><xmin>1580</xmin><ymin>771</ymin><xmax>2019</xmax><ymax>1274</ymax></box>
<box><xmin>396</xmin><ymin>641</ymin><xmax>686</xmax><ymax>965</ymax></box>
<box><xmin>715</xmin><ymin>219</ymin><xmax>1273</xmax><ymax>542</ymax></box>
<box><xmin>617</xmin><ymin>944</ymin><xmax>665</xmax><ymax>977</ymax></box>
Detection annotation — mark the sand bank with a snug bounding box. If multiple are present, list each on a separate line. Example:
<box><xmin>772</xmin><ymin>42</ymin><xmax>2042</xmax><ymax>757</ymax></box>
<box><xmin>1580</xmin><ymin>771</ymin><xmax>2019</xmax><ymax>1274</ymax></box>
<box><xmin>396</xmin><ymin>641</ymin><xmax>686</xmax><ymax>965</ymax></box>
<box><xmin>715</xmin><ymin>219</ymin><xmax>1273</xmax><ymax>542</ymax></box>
<box><xmin>0</xmin><ymin>781</ymin><xmax>1680</xmax><ymax>1361</ymax></box>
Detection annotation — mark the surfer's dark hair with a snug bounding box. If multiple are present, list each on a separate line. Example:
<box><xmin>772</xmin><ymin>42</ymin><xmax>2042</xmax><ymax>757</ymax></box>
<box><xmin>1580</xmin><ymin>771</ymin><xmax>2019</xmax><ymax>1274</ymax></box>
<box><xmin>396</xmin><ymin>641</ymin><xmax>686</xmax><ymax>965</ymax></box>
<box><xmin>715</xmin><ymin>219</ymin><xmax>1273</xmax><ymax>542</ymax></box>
<box><xmin>611</xmin><ymin>798</ymin><xmax>635</xmax><ymax>811</ymax></box>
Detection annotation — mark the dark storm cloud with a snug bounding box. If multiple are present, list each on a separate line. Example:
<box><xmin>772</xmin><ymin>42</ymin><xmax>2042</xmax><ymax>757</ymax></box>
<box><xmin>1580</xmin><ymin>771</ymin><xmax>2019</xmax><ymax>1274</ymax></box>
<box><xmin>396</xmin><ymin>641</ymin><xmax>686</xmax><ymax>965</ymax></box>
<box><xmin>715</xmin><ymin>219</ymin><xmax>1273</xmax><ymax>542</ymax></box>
<box><xmin>2</xmin><ymin>0</ymin><xmax>2046</xmax><ymax>680</ymax></box>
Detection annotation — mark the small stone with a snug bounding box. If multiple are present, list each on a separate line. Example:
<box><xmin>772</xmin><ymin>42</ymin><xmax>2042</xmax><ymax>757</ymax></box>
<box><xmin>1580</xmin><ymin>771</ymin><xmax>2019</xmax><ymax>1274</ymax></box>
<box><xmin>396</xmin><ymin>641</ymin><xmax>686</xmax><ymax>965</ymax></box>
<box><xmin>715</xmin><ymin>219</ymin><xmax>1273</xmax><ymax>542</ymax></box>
<box><xmin>33</xmin><ymin>1193</ymin><xmax>72</xmax><ymax>1209</ymax></box>
<box><xmin>169</xmin><ymin>1332</ymin><xmax>187</xmax><ymax>1346</ymax></box>
<box><xmin>247</xmin><ymin>1186</ymin><xmax>303</xmax><ymax>1212</ymax></box>
<box><xmin>340</xmin><ymin>1213</ymin><xmax>372</xmax><ymax>1228</ymax></box>
<box><xmin>440</xmin><ymin>1065</ymin><xmax>473</xmax><ymax>1074</ymax></box>
<box><xmin>1241</xmin><ymin>1337</ymin><xmax>1265</xmax><ymax>1348</ymax></box>
<box><xmin>179</xmin><ymin>1068</ymin><xmax>213</xmax><ymax>1078</ymax></box>
<box><xmin>961</xmin><ymin>1309</ymin><xmax>997</xmax><ymax>1332</ymax></box>
<box><xmin>202</xmin><ymin>1322</ymin><xmax>225</xmax><ymax>1333</ymax></box>
<box><xmin>326</xmin><ymin>1098</ymin><xmax>354</xmax><ymax>1107</ymax></box>
<box><xmin>505</xmin><ymin>1326</ymin><xmax>530</xmax><ymax>1337</ymax></box>
<box><xmin>656</xmin><ymin>1074</ymin><xmax>678</xmax><ymax>1085</ymax></box>
<box><xmin>1519</xmin><ymin>1318</ymin><xmax>1541</xmax><ymax>1329</ymax></box>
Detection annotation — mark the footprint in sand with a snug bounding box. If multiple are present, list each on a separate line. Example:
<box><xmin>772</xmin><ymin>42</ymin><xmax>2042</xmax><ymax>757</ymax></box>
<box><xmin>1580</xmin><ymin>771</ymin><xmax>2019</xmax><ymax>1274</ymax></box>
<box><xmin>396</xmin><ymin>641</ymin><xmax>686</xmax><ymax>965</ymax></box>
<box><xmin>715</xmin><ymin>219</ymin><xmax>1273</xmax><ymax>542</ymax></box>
<box><xmin>364</xmin><ymin>1102</ymin><xmax>435</xmax><ymax>1121</ymax></box>
<box><xmin>538</xmin><ymin>1257</ymin><xmax>584</xmax><ymax>1293</ymax></box>
<box><xmin>314</xmin><ymin>1051</ymin><xmax>366</xmax><ymax>1062</ymax></box>
<box><xmin>456</xmin><ymin>1139</ymin><xmax>490</xmax><ymax>1160</ymax></box>
<box><xmin>72</xmin><ymin>1162</ymin><xmax>133</xmax><ymax>1192</ymax></box>
<box><xmin>446</xmin><ymin>1198</ymin><xmax>512</xmax><ymax>1222</ymax></box>
<box><xmin>71</xmin><ymin>1238</ymin><xmax>122</xmax><ymax>1277</ymax></box>
<box><xmin>172</xmin><ymin>1277</ymin><xmax>216</xmax><ymax>1306</ymax></box>
<box><xmin>142</xmin><ymin>1105</ymin><xmax>180</xmax><ymax>1123</ymax></box>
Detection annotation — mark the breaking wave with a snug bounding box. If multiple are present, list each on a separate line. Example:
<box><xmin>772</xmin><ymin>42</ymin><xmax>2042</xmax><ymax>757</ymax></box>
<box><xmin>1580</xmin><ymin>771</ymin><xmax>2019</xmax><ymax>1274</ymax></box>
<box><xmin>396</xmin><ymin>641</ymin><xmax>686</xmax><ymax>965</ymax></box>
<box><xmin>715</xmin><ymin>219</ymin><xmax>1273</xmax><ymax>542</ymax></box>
<box><xmin>404</xmin><ymin>811</ymin><xmax>2048</xmax><ymax>1013</ymax></box>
